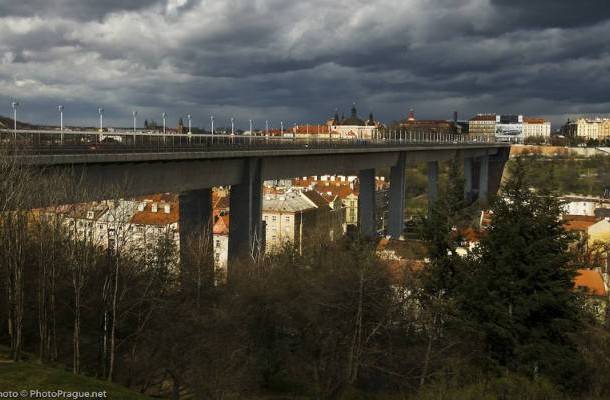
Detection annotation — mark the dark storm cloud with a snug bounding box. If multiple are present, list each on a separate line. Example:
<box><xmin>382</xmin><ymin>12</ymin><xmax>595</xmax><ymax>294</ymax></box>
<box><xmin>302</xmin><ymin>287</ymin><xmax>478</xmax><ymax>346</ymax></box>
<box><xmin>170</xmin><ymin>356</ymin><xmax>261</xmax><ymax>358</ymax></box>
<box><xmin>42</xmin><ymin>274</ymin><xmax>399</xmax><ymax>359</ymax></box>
<box><xmin>490</xmin><ymin>0</ymin><xmax>610</xmax><ymax>29</ymax></box>
<box><xmin>1</xmin><ymin>0</ymin><xmax>610</xmax><ymax>129</ymax></box>
<box><xmin>0</xmin><ymin>0</ymin><xmax>164</xmax><ymax>20</ymax></box>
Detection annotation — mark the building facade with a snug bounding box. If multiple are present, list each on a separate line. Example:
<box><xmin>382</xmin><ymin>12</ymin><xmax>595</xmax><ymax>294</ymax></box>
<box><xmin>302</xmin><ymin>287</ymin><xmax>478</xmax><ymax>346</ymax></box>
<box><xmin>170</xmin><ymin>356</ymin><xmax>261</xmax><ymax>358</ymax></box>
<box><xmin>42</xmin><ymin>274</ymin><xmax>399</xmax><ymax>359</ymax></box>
<box><xmin>468</xmin><ymin>114</ymin><xmax>497</xmax><ymax>137</ymax></box>
<box><xmin>564</xmin><ymin>118</ymin><xmax>610</xmax><ymax>141</ymax></box>
<box><xmin>328</xmin><ymin>105</ymin><xmax>379</xmax><ymax>139</ymax></box>
<box><xmin>262</xmin><ymin>191</ymin><xmax>343</xmax><ymax>254</ymax></box>
<box><xmin>522</xmin><ymin>117</ymin><xmax>551</xmax><ymax>138</ymax></box>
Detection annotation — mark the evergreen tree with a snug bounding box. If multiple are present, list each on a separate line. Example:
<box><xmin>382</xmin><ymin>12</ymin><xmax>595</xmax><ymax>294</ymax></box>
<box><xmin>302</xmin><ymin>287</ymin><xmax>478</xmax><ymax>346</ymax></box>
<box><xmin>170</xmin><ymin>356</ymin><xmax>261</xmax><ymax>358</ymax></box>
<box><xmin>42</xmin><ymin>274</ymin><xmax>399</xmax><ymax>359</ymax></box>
<box><xmin>458</xmin><ymin>157</ymin><xmax>588</xmax><ymax>391</ymax></box>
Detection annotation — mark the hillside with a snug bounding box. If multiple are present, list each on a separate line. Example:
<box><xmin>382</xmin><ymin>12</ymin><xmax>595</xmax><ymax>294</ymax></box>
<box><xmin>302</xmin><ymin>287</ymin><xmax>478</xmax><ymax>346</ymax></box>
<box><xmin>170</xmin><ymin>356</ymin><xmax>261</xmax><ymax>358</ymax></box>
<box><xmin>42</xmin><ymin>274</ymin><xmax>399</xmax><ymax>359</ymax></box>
<box><xmin>0</xmin><ymin>115</ymin><xmax>44</xmax><ymax>130</ymax></box>
<box><xmin>0</xmin><ymin>347</ymin><xmax>152</xmax><ymax>399</ymax></box>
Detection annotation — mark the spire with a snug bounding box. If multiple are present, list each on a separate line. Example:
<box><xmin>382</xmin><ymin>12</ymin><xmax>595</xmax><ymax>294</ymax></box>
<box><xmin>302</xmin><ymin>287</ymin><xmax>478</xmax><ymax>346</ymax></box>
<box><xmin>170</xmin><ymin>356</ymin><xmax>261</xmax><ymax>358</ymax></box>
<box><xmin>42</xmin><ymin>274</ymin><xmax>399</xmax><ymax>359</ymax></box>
<box><xmin>407</xmin><ymin>108</ymin><xmax>415</xmax><ymax>122</ymax></box>
<box><xmin>333</xmin><ymin>108</ymin><xmax>339</xmax><ymax>124</ymax></box>
<box><xmin>351</xmin><ymin>102</ymin><xmax>357</xmax><ymax>118</ymax></box>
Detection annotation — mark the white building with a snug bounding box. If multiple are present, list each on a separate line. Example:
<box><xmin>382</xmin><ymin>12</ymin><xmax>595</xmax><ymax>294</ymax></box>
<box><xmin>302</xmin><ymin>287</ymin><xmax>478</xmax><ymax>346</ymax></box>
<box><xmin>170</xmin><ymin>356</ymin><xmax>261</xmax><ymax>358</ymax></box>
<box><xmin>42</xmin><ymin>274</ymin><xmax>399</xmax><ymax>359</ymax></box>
<box><xmin>522</xmin><ymin>117</ymin><xmax>551</xmax><ymax>138</ymax></box>
<box><xmin>262</xmin><ymin>190</ymin><xmax>343</xmax><ymax>254</ymax></box>
<box><xmin>561</xmin><ymin>195</ymin><xmax>610</xmax><ymax>217</ymax></box>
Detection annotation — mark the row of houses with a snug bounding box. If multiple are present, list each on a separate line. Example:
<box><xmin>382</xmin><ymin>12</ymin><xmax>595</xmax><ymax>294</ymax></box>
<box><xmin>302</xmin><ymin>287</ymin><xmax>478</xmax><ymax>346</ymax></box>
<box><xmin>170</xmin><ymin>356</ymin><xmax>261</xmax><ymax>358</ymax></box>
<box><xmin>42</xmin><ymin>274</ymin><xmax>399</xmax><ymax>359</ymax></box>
<box><xmin>36</xmin><ymin>174</ymin><xmax>388</xmax><ymax>276</ymax></box>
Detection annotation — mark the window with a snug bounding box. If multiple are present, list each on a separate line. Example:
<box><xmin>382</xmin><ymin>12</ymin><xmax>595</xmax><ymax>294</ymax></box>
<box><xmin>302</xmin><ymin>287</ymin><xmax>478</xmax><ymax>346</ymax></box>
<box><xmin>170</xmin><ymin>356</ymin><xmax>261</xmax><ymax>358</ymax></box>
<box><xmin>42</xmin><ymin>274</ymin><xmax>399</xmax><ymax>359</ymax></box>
<box><xmin>285</xmin><ymin>216</ymin><xmax>290</xmax><ymax>222</ymax></box>
<box><xmin>272</xmin><ymin>216</ymin><xmax>277</xmax><ymax>222</ymax></box>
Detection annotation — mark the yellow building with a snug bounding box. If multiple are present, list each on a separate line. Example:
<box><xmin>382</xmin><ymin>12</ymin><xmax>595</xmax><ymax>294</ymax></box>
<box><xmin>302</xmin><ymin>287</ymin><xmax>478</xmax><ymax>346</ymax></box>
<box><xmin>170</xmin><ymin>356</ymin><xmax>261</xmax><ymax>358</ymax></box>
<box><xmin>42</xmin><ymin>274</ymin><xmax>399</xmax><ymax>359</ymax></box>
<box><xmin>468</xmin><ymin>114</ymin><xmax>496</xmax><ymax>137</ymax></box>
<box><xmin>566</xmin><ymin>118</ymin><xmax>610</xmax><ymax>140</ymax></box>
<box><xmin>588</xmin><ymin>218</ymin><xmax>610</xmax><ymax>248</ymax></box>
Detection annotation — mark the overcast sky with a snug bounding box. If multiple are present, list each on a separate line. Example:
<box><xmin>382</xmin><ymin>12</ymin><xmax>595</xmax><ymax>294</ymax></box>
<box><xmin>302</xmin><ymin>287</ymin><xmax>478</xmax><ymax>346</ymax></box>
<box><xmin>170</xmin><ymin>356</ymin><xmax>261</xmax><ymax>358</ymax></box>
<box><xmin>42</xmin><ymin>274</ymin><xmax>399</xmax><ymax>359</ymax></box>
<box><xmin>1</xmin><ymin>0</ymin><xmax>610</xmax><ymax>129</ymax></box>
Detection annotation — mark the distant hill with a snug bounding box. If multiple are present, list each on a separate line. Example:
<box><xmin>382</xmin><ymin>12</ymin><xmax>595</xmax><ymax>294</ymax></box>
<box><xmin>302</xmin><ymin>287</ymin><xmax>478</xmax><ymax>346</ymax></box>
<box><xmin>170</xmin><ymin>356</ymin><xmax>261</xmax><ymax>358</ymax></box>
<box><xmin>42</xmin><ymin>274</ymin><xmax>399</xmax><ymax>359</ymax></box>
<box><xmin>0</xmin><ymin>115</ymin><xmax>46</xmax><ymax>130</ymax></box>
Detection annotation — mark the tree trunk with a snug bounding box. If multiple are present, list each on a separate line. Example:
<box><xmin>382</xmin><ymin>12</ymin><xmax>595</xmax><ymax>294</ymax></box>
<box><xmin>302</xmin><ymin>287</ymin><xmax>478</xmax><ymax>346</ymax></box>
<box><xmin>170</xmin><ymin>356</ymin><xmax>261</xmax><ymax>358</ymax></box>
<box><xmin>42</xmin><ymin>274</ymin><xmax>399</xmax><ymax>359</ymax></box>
<box><xmin>108</xmin><ymin>257</ymin><xmax>120</xmax><ymax>382</ymax></box>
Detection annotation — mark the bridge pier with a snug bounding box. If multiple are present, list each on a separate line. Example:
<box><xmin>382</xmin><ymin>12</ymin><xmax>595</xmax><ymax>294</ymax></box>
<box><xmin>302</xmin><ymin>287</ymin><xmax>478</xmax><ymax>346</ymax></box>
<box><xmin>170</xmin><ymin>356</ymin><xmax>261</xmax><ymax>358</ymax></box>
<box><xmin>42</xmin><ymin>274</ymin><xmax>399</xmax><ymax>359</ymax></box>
<box><xmin>179</xmin><ymin>188</ymin><xmax>213</xmax><ymax>270</ymax></box>
<box><xmin>478</xmin><ymin>156</ymin><xmax>489</xmax><ymax>205</ymax></box>
<box><xmin>427</xmin><ymin>160</ymin><xmax>439</xmax><ymax>204</ymax></box>
<box><xmin>358</xmin><ymin>168</ymin><xmax>377</xmax><ymax>238</ymax></box>
<box><xmin>464</xmin><ymin>157</ymin><xmax>474</xmax><ymax>202</ymax></box>
<box><xmin>488</xmin><ymin>147</ymin><xmax>510</xmax><ymax>198</ymax></box>
<box><xmin>228</xmin><ymin>158</ymin><xmax>264</xmax><ymax>271</ymax></box>
<box><xmin>388</xmin><ymin>153</ymin><xmax>406</xmax><ymax>239</ymax></box>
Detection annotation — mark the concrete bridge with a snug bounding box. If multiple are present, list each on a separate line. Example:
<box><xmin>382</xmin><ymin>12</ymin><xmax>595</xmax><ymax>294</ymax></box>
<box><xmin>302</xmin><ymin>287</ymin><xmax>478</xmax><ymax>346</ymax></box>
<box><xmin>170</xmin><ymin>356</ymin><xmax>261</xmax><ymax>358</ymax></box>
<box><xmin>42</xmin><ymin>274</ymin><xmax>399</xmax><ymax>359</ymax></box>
<box><xmin>1</xmin><ymin>129</ymin><xmax>510</xmax><ymax>264</ymax></box>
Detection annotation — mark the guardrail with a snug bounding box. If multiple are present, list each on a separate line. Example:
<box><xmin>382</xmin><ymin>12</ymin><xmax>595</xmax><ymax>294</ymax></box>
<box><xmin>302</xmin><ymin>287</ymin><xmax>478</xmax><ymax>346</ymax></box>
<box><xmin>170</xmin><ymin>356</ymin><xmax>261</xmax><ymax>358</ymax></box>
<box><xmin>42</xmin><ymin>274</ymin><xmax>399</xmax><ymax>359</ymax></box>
<box><xmin>0</xmin><ymin>128</ymin><xmax>500</xmax><ymax>156</ymax></box>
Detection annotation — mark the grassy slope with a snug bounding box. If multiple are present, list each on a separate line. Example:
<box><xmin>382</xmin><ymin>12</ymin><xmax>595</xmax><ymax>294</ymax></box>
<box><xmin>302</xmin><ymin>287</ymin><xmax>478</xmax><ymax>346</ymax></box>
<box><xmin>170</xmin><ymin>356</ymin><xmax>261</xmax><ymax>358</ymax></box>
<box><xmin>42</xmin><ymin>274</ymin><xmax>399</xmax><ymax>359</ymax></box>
<box><xmin>0</xmin><ymin>347</ymin><xmax>151</xmax><ymax>399</ymax></box>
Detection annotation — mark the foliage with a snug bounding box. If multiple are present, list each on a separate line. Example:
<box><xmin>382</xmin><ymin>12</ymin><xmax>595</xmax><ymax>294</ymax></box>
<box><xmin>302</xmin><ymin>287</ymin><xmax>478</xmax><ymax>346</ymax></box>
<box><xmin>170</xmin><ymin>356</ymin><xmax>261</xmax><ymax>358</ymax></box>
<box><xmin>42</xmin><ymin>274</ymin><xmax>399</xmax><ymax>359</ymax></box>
<box><xmin>457</xmin><ymin>158</ymin><xmax>588</xmax><ymax>392</ymax></box>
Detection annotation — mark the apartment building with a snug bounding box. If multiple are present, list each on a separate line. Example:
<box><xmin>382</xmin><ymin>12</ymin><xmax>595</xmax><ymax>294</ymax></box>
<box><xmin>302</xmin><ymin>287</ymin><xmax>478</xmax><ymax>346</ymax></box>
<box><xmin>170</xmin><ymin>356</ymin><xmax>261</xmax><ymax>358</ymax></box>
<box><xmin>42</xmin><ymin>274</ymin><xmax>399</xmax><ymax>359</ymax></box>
<box><xmin>564</xmin><ymin>118</ymin><xmax>610</xmax><ymax>141</ymax></box>
<box><xmin>522</xmin><ymin>117</ymin><xmax>551</xmax><ymax>138</ymax></box>
<box><xmin>262</xmin><ymin>190</ymin><xmax>343</xmax><ymax>253</ymax></box>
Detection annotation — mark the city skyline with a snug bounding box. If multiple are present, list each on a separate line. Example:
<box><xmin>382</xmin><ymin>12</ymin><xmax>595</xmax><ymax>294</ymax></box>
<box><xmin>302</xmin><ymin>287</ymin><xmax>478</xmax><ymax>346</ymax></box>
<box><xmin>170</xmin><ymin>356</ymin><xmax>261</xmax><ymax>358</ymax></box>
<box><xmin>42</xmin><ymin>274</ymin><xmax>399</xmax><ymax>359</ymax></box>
<box><xmin>1</xmin><ymin>0</ymin><xmax>610</xmax><ymax>128</ymax></box>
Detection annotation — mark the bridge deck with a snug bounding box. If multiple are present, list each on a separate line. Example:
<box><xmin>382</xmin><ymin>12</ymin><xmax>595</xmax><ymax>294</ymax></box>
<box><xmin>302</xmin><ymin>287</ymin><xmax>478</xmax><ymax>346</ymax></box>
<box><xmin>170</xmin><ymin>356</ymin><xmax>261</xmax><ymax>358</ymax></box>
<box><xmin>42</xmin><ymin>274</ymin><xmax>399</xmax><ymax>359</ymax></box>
<box><xmin>0</xmin><ymin>129</ymin><xmax>508</xmax><ymax>166</ymax></box>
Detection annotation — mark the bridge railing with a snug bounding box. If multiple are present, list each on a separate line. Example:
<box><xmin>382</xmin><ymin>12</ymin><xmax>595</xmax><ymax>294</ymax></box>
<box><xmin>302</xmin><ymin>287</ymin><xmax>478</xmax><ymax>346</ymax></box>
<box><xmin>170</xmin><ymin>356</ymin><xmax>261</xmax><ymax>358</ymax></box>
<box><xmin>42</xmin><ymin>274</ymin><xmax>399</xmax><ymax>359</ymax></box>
<box><xmin>0</xmin><ymin>129</ymin><xmax>500</xmax><ymax>155</ymax></box>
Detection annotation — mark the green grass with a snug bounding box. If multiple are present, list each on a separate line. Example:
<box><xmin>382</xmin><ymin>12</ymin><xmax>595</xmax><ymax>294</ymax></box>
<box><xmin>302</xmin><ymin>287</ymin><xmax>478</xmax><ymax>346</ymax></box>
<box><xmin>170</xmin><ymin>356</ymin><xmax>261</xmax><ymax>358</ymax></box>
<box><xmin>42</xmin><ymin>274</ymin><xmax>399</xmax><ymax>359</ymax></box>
<box><xmin>0</xmin><ymin>347</ymin><xmax>152</xmax><ymax>399</ymax></box>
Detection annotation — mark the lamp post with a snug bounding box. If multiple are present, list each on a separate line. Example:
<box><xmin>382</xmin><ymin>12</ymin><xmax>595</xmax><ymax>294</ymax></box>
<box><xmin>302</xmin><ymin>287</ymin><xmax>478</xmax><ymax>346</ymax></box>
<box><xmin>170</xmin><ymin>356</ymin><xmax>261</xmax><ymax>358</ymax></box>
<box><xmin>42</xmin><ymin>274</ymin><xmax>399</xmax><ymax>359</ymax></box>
<box><xmin>187</xmin><ymin>113</ymin><xmax>192</xmax><ymax>134</ymax></box>
<box><xmin>210</xmin><ymin>115</ymin><xmax>215</xmax><ymax>135</ymax></box>
<box><xmin>230</xmin><ymin>117</ymin><xmax>234</xmax><ymax>135</ymax></box>
<box><xmin>58</xmin><ymin>105</ymin><xmax>64</xmax><ymax>131</ymax></box>
<box><xmin>58</xmin><ymin>105</ymin><xmax>64</xmax><ymax>144</ymax></box>
<box><xmin>265</xmin><ymin>120</ymin><xmax>269</xmax><ymax>137</ymax></box>
<box><xmin>98</xmin><ymin>107</ymin><xmax>104</xmax><ymax>130</ymax></box>
<box><xmin>11</xmin><ymin>101</ymin><xmax>19</xmax><ymax>142</ymax></box>
<box><xmin>132</xmin><ymin>110</ymin><xmax>138</xmax><ymax>133</ymax></box>
<box><xmin>280</xmin><ymin>121</ymin><xmax>284</xmax><ymax>136</ymax></box>
<box><xmin>162</xmin><ymin>112</ymin><xmax>167</xmax><ymax>135</ymax></box>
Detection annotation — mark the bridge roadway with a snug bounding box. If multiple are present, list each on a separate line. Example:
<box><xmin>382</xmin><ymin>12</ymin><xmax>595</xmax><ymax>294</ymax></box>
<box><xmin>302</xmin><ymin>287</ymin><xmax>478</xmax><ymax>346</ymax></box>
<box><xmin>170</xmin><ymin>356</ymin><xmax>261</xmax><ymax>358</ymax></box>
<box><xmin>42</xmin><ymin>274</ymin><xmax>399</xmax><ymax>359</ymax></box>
<box><xmin>1</xmin><ymin>129</ymin><xmax>510</xmax><ymax>271</ymax></box>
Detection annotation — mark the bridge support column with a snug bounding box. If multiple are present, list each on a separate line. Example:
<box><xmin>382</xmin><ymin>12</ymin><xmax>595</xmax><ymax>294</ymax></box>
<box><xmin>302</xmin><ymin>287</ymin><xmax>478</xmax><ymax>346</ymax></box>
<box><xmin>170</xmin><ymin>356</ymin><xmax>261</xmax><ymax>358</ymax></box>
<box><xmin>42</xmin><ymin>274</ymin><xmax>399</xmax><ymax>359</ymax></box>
<box><xmin>464</xmin><ymin>157</ymin><xmax>474</xmax><ymax>202</ymax></box>
<box><xmin>427</xmin><ymin>160</ymin><xmax>439</xmax><ymax>204</ymax></box>
<box><xmin>488</xmin><ymin>147</ymin><xmax>510</xmax><ymax>198</ymax></box>
<box><xmin>228</xmin><ymin>158</ymin><xmax>263</xmax><ymax>270</ymax></box>
<box><xmin>478</xmin><ymin>156</ymin><xmax>489</xmax><ymax>205</ymax></box>
<box><xmin>388</xmin><ymin>153</ymin><xmax>406</xmax><ymax>239</ymax></box>
<box><xmin>358</xmin><ymin>168</ymin><xmax>376</xmax><ymax>238</ymax></box>
<box><xmin>179</xmin><ymin>188</ymin><xmax>213</xmax><ymax>272</ymax></box>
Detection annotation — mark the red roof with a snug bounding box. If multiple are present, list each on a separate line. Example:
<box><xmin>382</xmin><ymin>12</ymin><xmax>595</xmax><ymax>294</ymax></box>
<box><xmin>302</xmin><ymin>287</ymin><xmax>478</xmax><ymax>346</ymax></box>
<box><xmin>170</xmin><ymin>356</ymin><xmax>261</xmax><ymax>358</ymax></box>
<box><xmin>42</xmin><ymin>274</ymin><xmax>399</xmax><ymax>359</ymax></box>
<box><xmin>574</xmin><ymin>269</ymin><xmax>607</xmax><ymax>297</ymax></box>
<box><xmin>523</xmin><ymin>117</ymin><xmax>547</xmax><ymax>124</ymax></box>
<box><xmin>213</xmin><ymin>215</ymin><xmax>229</xmax><ymax>235</ymax></box>
<box><xmin>131</xmin><ymin>201</ymin><xmax>178</xmax><ymax>226</ymax></box>
<box><xmin>470</xmin><ymin>114</ymin><xmax>496</xmax><ymax>121</ymax></box>
<box><xmin>563</xmin><ymin>215</ymin><xmax>598</xmax><ymax>232</ymax></box>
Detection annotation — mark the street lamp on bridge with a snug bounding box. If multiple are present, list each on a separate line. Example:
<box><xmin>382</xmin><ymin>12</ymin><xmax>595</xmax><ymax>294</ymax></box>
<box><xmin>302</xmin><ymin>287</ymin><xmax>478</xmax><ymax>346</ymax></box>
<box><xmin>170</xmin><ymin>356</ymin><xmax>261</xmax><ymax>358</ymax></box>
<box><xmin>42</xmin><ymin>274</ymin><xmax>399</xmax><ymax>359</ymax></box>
<box><xmin>58</xmin><ymin>105</ymin><xmax>64</xmax><ymax>131</ymax></box>
<box><xmin>132</xmin><ymin>110</ymin><xmax>138</xmax><ymax>133</ymax></box>
<box><xmin>98</xmin><ymin>107</ymin><xmax>104</xmax><ymax>131</ymax></box>
<box><xmin>210</xmin><ymin>115</ymin><xmax>215</xmax><ymax>135</ymax></box>
<box><xmin>11</xmin><ymin>101</ymin><xmax>19</xmax><ymax>140</ymax></box>
<box><xmin>230</xmin><ymin>117</ymin><xmax>234</xmax><ymax>135</ymax></box>
<box><xmin>187</xmin><ymin>113</ymin><xmax>192</xmax><ymax>134</ymax></box>
<box><xmin>162</xmin><ymin>112</ymin><xmax>167</xmax><ymax>135</ymax></box>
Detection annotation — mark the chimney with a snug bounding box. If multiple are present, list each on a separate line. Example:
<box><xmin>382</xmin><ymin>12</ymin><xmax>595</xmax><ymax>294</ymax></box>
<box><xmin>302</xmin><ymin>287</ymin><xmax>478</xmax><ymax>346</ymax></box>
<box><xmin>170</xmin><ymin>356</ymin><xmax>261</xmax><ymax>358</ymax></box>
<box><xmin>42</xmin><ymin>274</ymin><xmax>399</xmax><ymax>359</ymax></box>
<box><xmin>151</xmin><ymin>203</ymin><xmax>158</xmax><ymax>213</ymax></box>
<box><xmin>137</xmin><ymin>203</ymin><xmax>145</xmax><ymax>212</ymax></box>
<box><xmin>164</xmin><ymin>204</ymin><xmax>170</xmax><ymax>214</ymax></box>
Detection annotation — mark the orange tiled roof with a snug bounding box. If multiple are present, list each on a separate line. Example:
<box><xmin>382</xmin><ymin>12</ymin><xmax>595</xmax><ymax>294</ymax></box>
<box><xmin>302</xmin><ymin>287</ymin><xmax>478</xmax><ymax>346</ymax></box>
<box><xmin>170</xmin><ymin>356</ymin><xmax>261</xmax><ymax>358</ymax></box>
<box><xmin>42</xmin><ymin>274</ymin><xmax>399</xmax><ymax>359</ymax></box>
<box><xmin>563</xmin><ymin>215</ymin><xmax>598</xmax><ymax>232</ymax></box>
<box><xmin>131</xmin><ymin>201</ymin><xmax>178</xmax><ymax>226</ymax></box>
<box><xmin>469</xmin><ymin>114</ymin><xmax>496</xmax><ymax>121</ymax></box>
<box><xmin>213</xmin><ymin>215</ymin><xmax>229</xmax><ymax>235</ymax></box>
<box><xmin>523</xmin><ymin>117</ymin><xmax>546</xmax><ymax>124</ymax></box>
<box><xmin>574</xmin><ymin>269</ymin><xmax>607</xmax><ymax>297</ymax></box>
